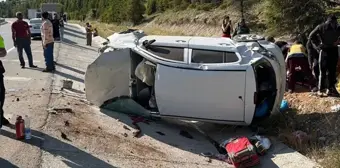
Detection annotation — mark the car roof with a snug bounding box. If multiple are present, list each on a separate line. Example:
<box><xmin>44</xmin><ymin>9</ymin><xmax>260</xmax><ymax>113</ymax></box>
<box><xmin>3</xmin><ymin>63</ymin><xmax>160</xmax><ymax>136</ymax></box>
<box><xmin>139</xmin><ymin>36</ymin><xmax>235</xmax><ymax>51</ymax></box>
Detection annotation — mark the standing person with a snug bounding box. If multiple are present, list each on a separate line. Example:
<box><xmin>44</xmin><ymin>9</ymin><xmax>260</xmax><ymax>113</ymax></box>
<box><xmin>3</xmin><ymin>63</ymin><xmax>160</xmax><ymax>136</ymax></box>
<box><xmin>41</xmin><ymin>12</ymin><xmax>55</xmax><ymax>72</ymax></box>
<box><xmin>286</xmin><ymin>39</ymin><xmax>316</xmax><ymax>93</ymax></box>
<box><xmin>221</xmin><ymin>16</ymin><xmax>233</xmax><ymax>38</ymax></box>
<box><xmin>85</xmin><ymin>22</ymin><xmax>92</xmax><ymax>46</ymax></box>
<box><xmin>11</xmin><ymin>12</ymin><xmax>37</xmax><ymax>69</ymax></box>
<box><xmin>309</xmin><ymin>14</ymin><xmax>340</xmax><ymax>97</ymax></box>
<box><xmin>0</xmin><ymin>34</ymin><xmax>10</xmax><ymax>127</ymax></box>
<box><xmin>52</xmin><ymin>14</ymin><xmax>60</xmax><ymax>41</ymax></box>
<box><xmin>232</xmin><ymin>19</ymin><xmax>250</xmax><ymax>37</ymax></box>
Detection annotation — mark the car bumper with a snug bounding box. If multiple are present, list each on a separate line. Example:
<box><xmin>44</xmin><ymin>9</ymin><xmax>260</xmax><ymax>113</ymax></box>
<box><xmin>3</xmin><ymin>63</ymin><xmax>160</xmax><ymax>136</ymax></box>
<box><xmin>30</xmin><ymin>29</ymin><xmax>41</xmax><ymax>37</ymax></box>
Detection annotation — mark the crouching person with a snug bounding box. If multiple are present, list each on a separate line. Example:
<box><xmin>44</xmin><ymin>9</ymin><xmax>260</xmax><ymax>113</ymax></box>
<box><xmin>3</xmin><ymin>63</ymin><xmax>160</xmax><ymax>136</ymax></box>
<box><xmin>286</xmin><ymin>39</ymin><xmax>317</xmax><ymax>93</ymax></box>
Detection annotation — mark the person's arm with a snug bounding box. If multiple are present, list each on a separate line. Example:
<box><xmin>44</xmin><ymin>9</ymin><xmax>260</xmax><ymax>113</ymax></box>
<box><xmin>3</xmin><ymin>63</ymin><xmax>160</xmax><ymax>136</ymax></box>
<box><xmin>41</xmin><ymin>22</ymin><xmax>47</xmax><ymax>47</ymax></box>
<box><xmin>25</xmin><ymin>22</ymin><xmax>31</xmax><ymax>38</ymax></box>
<box><xmin>309</xmin><ymin>25</ymin><xmax>321</xmax><ymax>50</ymax></box>
<box><xmin>11</xmin><ymin>23</ymin><xmax>16</xmax><ymax>47</ymax></box>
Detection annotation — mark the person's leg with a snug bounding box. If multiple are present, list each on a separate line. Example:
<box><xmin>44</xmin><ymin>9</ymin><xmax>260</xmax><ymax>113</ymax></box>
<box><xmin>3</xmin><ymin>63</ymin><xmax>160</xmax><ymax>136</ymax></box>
<box><xmin>43</xmin><ymin>44</ymin><xmax>49</xmax><ymax>70</ymax></box>
<box><xmin>326</xmin><ymin>48</ymin><xmax>339</xmax><ymax>96</ymax></box>
<box><xmin>0</xmin><ymin>75</ymin><xmax>8</xmax><ymax>126</ymax></box>
<box><xmin>300</xmin><ymin>57</ymin><xmax>317</xmax><ymax>91</ymax></box>
<box><xmin>50</xmin><ymin>42</ymin><xmax>55</xmax><ymax>70</ymax></box>
<box><xmin>318</xmin><ymin>50</ymin><xmax>328</xmax><ymax>94</ymax></box>
<box><xmin>22</xmin><ymin>38</ymin><xmax>35</xmax><ymax>67</ymax></box>
<box><xmin>287</xmin><ymin>58</ymin><xmax>296</xmax><ymax>92</ymax></box>
<box><xmin>16</xmin><ymin>38</ymin><xmax>25</xmax><ymax>67</ymax></box>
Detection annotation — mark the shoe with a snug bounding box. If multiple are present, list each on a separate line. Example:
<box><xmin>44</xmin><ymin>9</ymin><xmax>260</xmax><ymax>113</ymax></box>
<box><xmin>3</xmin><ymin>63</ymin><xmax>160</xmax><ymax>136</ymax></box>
<box><xmin>29</xmin><ymin>65</ymin><xmax>38</xmax><ymax>68</ymax></box>
<box><xmin>317</xmin><ymin>91</ymin><xmax>327</xmax><ymax>97</ymax></box>
<box><xmin>2</xmin><ymin>117</ymin><xmax>10</xmax><ymax>126</ymax></box>
<box><xmin>21</xmin><ymin>66</ymin><xmax>25</xmax><ymax>69</ymax></box>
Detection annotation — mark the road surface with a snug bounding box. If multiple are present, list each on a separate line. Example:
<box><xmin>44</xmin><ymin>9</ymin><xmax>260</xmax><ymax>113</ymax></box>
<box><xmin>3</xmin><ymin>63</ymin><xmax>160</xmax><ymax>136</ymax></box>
<box><xmin>0</xmin><ymin>19</ymin><xmax>319</xmax><ymax>168</ymax></box>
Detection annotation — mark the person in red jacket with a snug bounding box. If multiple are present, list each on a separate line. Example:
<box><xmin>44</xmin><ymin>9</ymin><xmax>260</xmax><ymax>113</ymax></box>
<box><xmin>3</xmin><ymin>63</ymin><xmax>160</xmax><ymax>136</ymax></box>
<box><xmin>221</xmin><ymin>16</ymin><xmax>233</xmax><ymax>38</ymax></box>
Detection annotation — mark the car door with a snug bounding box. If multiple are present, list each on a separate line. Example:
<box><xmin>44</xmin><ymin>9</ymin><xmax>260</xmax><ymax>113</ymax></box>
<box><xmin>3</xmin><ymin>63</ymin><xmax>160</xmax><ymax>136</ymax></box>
<box><xmin>153</xmin><ymin>48</ymin><xmax>246</xmax><ymax>122</ymax></box>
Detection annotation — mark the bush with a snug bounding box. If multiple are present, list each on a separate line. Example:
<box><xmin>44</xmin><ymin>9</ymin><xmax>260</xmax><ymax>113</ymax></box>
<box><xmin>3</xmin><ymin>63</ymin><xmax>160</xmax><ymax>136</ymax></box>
<box><xmin>146</xmin><ymin>0</ymin><xmax>157</xmax><ymax>15</ymax></box>
<box><xmin>196</xmin><ymin>3</ymin><xmax>215</xmax><ymax>11</ymax></box>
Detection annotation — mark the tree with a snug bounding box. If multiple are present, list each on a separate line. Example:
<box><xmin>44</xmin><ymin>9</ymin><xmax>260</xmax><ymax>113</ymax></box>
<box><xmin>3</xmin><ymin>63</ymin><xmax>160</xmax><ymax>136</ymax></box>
<box><xmin>126</xmin><ymin>0</ymin><xmax>145</xmax><ymax>25</ymax></box>
<box><xmin>264</xmin><ymin>0</ymin><xmax>326</xmax><ymax>34</ymax></box>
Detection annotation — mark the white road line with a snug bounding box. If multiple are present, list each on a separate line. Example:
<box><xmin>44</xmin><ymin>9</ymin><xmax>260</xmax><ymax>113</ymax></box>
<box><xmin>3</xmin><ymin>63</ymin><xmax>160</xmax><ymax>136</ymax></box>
<box><xmin>2</xmin><ymin>60</ymin><xmax>41</xmax><ymax>63</ymax></box>
<box><xmin>4</xmin><ymin>76</ymin><xmax>31</xmax><ymax>81</ymax></box>
<box><xmin>6</xmin><ymin>47</ymin><xmax>15</xmax><ymax>53</ymax></box>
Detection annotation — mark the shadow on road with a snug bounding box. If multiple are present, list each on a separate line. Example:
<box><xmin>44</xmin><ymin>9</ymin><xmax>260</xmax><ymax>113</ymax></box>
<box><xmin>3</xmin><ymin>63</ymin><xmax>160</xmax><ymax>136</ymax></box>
<box><xmin>61</xmin><ymin>38</ymin><xmax>97</xmax><ymax>52</ymax></box>
<box><xmin>64</xmin><ymin>31</ymin><xmax>86</xmax><ymax>40</ymax></box>
<box><xmin>0</xmin><ymin>157</ymin><xmax>19</xmax><ymax>168</ymax></box>
<box><xmin>55</xmin><ymin>70</ymin><xmax>84</xmax><ymax>83</ymax></box>
<box><xmin>56</xmin><ymin>63</ymin><xmax>85</xmax><ymax>75</ymax></box>
<box><xmin>1</xmin><ymin>129</ymin><xmax>116</xmax><ymax>168</ymax></box>
<box><xmin>64</xmin><ymin>26</ymin><xmax>86</xmax><ymax>36</ymax></box>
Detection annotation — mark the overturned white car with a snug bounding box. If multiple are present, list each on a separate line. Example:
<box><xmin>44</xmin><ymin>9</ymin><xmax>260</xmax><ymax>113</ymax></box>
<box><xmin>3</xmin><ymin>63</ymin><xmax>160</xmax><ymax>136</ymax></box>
<box><xmin>85</xmin><ymin>31</ymin><xmax>286</xmax><ymax>125</ymax></box>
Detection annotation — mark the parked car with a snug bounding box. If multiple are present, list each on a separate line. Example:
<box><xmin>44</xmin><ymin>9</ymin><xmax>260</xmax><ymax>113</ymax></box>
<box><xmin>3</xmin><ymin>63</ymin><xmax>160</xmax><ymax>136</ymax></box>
<box><xmin>28</xmin><ymin>18</ymin><xmax>42</xmax><ymax>38</ymax></box>
<box><xmin>85</xmin><ymin>31</ymin><xmax>286</xmax><ymax>125</ymax></box>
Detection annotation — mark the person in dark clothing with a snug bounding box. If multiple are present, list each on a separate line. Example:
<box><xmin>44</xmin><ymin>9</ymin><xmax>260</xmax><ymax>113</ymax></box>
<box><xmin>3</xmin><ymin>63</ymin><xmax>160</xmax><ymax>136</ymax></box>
<box><xmin>0</xmin><ymin>34</ymin><xmax>10</xmax><ymax>128</ymax></box>
<box><xmin>309</xmin><ymin>14</ymin><xmax>340</xmax><ymax>97</ymax></box>
<box><xmin>274</xmin><ymin>41</ymin><xmax>289</xmax><ymax>59</ymax></box>
<box><xmin>221</xmin><ymin>16</ymin><xmax>233</xmax><ymax>38</ymax></box>
<box><xmin>232</xmin><ymin>19</ymin><xmax>250</xmax><ymax>37</ymax></box>
<box><xmin>85</xmin><ymin>22</ymin><xmax>92</xmax><ymax>46</ymax></box>
<box><xmin>52</xmin><ymin>14</ymin><xmax>60</xmax><ymax>41</ymax></box>
<box><xmin>11</xmin><ymin>12</ymin><xmax>38</xmax><ymax>69</ymax></box>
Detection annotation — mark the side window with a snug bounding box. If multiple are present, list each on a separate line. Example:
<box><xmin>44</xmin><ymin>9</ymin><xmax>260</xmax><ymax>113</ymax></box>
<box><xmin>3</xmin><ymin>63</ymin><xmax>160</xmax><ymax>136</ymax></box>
<box><xmin>191</xmin><ymin>49</ymin><xmax>239</xmax><ymax>63</ymax></box>
<box><xmin>147</xmin><ymin>46</ymin><xmax>184</xmax><ymax>62</ymax></box>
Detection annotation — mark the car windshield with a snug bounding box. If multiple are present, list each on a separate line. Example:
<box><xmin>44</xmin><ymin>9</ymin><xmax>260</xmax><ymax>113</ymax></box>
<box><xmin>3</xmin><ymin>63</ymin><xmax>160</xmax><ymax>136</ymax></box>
<box><xmin>30</xmin><ymin>19</ymin><xmax>42</xmax><ymax>24</ymax></box>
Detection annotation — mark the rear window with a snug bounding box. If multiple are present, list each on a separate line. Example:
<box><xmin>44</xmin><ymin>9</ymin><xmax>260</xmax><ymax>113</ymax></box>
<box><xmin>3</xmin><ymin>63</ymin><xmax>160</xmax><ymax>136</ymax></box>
<box><xmin>30</xmin><ymin>20</ymin><xmax>42</xmax><ymax>24</ymax></box>
<box><xmin>191</xmin><ymin>49</ymin><xmax>239</xmax><ymax>63</ymax></box>
<box><xmin>147</xmin><ymin>46</ymin><xmax>184</xmax><ymax>62</ymax></box>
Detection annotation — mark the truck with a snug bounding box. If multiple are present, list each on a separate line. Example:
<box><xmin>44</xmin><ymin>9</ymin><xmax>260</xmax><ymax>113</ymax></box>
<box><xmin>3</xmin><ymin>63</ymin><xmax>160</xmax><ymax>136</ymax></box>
<box><xmin>41</xmin><ymin>3</ymin><xmax>62</xmax><ymax>19</ymax></box>
<box><xmin>28</xmin><ymin>9</ymin><xmax>38</xmax><ymax>19</ymax></box>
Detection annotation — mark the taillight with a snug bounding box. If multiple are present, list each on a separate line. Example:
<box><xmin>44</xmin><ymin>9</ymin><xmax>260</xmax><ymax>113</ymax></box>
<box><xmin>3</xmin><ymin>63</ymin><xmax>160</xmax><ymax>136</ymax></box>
<box><xmin>253</xmin><ymin>92</ymin><xmax>257</xmax><ymax>104</ymax></box>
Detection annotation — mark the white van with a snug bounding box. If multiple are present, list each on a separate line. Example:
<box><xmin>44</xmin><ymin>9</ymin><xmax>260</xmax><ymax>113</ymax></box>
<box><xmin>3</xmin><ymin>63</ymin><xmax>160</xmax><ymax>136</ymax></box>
<box><xmin>85</xmin><ymin>32</ymin><xmax>286</xmax><ymax>125</ymax></box>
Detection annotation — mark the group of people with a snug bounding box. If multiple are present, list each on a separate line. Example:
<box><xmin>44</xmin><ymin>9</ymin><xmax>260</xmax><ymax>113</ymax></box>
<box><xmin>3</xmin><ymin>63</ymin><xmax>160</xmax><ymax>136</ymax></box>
<box><xmin>269</xmin><ymin>15</ymin><xmax>340</xmax><ymax>97</ymax></box>
<box><xmin>11</xmin><ymin>12</ymin><xmax>56</xmax><ymax>72</ymax></box>
<box><xmin>221</xmin><ymin>16</ymin><xmax>250</xmax><ymax>38</ymax></box>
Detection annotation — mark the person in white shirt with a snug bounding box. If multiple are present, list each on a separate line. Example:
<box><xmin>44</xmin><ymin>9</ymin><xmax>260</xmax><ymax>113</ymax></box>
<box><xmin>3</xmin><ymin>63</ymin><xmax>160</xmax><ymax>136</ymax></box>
<box><xmin>41</xmin><ymin>11</ymin><xmax>55</xmax><ymax>72</ymax></box>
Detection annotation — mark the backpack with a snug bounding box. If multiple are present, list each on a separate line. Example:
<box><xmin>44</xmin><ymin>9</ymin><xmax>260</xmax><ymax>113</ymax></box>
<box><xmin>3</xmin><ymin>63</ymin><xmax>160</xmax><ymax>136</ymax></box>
<box><xmin>225</xmin><ymin>137</ymin><xmax>260</xmax><ymax>168</ymax></box>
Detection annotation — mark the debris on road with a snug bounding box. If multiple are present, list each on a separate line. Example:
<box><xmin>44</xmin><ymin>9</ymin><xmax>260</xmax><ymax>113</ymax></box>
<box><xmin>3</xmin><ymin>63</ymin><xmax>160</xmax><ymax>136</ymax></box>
<box><xmin>61</xmin><ymin>132</ymin><xmax>71</xmax><ymax>141</ymax></box>
<box><xmin>62</xmin><ymin>79</ymin><xmax>73</xmax><ymax>89</ymax></box>
<box><xmin>53</xmin><ymin>107</ymin><xmax>73</xmax><ymax>113</ymax></box>
<box><xmin>16</xmin><ymin>98</ymin><xmax>19</xmax><ymax>101</ymax></box>
<box><xmin>123</xmin><ymin>125</ymin><xmax>131</xmax><ymax>131</ymax></box>
<box><xmin>64</xmin><ymin>120</ymin><xmax>70</xmax><ymax>126</ymax></box>
<box><xmin>123</xmin><ymin>133</ymin><xmax>128</xmax><ymax>137</ymax></box>
<box><xmin>179</xmin><ymin>130</ymin><xmax>193</xmax><ymax>139</ymax></box>
<box><xmin>42</xmin><ymin>88</ymin><xmax>45</xmax><ymax>91</ymax></box>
